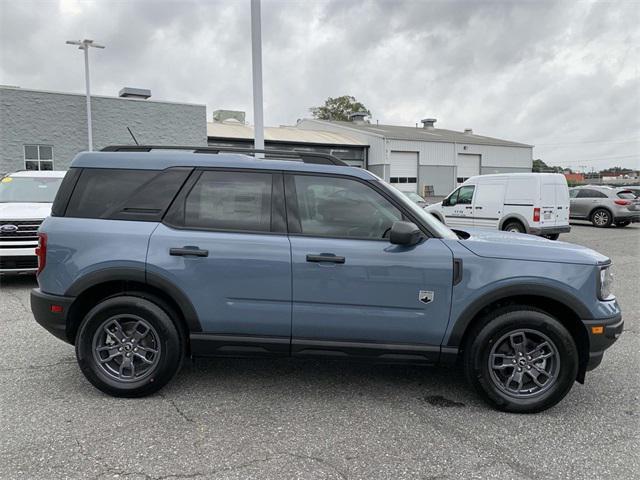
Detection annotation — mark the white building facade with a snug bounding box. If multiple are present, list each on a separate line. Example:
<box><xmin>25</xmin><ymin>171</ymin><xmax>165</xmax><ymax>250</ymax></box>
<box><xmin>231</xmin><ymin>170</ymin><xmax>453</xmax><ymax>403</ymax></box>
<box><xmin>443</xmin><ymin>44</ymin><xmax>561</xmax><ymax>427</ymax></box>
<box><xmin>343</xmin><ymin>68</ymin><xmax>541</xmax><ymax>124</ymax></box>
<box><xmin>296</xmin><ymin>117</ymin><xmax>533</xmax><ymax>196</ymax></box>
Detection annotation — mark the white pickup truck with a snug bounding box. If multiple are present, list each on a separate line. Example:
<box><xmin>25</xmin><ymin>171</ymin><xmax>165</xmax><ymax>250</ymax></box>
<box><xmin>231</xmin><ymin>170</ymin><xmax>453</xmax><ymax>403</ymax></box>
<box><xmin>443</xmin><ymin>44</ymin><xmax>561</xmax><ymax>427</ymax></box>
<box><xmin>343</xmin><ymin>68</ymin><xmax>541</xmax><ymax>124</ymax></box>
<box><xmin>0</xmin><ymin>170</ymin><xmax>66</xmax><ymax>274</ymax></box>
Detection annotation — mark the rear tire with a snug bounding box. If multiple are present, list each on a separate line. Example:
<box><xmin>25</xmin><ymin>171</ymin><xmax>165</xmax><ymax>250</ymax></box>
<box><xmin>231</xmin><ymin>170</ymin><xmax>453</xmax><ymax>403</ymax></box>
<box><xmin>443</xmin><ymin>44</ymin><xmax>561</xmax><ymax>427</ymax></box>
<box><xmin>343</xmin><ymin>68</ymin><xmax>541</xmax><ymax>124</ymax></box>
<box><xmin>615</xmin><ymin>221</ymin><xmax>630</xmax><ymax>228</ymax></box>
<box><xmin>544</xmin><ymin>233</ymin><xmax>560</xmax><ymax>240</ymax></box>
<box><xmin>463</xmin><ymin>307</ymin><xmax>578</xmax><ymax>413</ymax></box>
<box><xmin>76</xmin><ymin>296</ymin><xmax>183</xmax><ymax>397</ymax></box>
<box><xmin>591</xmin><ymin>208</ymin><xmax>612</xmax><ymax>228</ymax></box>
<box><xmin>503</xmin><ymin>220</ymin><xmax>526</xmax><ymax>234</ymax></box>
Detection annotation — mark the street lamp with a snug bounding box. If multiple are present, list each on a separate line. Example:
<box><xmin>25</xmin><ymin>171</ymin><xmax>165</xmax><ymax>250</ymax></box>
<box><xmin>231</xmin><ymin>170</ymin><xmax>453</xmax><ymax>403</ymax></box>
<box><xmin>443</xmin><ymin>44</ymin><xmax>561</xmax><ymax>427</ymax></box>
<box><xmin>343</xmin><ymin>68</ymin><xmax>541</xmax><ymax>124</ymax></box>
<box><xmin>66</xmin><ymin>39</ymin><xmax>105</xmax><ymax>151</ymax></box>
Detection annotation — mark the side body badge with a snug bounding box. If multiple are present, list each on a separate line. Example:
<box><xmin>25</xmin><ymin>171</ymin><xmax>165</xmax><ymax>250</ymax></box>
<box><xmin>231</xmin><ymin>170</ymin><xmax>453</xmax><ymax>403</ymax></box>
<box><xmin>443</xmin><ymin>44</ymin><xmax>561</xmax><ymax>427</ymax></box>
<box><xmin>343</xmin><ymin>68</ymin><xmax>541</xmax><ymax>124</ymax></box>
<box><xmin>419</xmin><ymin>290</ymin><xmax>434</xmax><ymax>304</ymax></box>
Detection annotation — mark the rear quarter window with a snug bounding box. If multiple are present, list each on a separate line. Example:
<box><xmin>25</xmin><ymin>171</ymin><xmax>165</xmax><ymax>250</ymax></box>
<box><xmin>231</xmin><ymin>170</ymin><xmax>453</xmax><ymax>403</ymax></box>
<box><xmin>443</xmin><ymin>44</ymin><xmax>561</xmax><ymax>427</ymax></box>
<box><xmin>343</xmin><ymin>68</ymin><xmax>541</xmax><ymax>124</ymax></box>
<box><xmin>65</xmin><ymin>168</ymin><xmax>191</xmax><ymax>220</ymax></box>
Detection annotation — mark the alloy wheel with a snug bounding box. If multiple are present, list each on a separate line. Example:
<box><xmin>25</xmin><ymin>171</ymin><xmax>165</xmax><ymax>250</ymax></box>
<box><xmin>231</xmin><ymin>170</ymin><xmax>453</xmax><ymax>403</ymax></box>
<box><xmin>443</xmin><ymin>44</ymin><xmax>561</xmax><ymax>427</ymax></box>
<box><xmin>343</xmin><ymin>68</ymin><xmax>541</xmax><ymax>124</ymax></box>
<box><xmin>593</xmin><ymin>211</ymin><xmax>610</xmax><ymax>226</ymax></box>
<box><xmin>92</xmin><ymin>315</ymin><xmax>161</xmax><ymax>382</ymax></box>
<box><xmin>488</xmin><ymin>329</ymin><xmax>560</xmax><ymax>398</ymax></box>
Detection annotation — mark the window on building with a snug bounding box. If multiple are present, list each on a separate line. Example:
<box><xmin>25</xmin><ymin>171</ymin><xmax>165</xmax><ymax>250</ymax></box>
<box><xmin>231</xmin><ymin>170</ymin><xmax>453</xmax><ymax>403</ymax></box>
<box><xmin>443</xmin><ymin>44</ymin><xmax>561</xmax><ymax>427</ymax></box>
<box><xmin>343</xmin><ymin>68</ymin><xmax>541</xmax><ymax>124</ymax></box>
<box><xmin>24</xmin><ymin>145</ymin><xmax>53</xmax><ymax>171</ymax></box>
<box><xmin>390</xmin><ymin>177</ymin><xmax>417</xmax><ymax>185</ymax></box>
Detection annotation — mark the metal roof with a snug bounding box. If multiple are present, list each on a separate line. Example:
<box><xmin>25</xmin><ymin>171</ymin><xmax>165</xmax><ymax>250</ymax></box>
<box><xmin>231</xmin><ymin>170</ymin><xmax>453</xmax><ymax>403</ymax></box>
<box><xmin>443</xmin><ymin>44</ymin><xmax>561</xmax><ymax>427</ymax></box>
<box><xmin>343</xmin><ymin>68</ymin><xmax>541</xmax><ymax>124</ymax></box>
<box><xmin>207</xmin><ymin>122</ymin><xmax>367</xmax><ymax>146</ymax></box>
<box><xmin>303</xmin><ymin>119</ymin><xmax>532</xmax><ymax>148</ymax></box>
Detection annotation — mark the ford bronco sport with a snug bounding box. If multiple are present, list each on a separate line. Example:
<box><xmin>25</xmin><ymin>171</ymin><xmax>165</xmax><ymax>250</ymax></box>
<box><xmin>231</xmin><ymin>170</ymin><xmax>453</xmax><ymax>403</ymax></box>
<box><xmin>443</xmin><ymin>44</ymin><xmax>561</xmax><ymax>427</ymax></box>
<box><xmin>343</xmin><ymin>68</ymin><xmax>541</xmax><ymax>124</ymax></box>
<box><xmin>31</xmin><ymin>146</ymin><xmax>623</xmax><ymax>412</ymax></box>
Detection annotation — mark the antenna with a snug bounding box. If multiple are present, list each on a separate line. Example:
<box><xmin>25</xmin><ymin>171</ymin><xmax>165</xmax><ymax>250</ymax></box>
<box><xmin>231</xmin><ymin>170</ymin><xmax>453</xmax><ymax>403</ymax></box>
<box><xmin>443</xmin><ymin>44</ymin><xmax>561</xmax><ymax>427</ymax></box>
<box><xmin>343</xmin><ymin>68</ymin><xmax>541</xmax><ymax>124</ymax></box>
<box><xmin>126</xmin><ymin>127</ymin><xmax>139</xmax><ymax>145</ymax></box>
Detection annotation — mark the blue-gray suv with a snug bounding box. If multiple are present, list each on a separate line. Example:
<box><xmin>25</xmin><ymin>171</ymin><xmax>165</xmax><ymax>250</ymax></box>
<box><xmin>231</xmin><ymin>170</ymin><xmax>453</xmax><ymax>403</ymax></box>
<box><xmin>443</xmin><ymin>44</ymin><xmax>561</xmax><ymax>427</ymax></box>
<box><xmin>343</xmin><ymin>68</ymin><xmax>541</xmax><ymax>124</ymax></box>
<box><xmin>31</xmin><ymin>146</ymin><xmax>623</xmax><ymax>412</ymax></box>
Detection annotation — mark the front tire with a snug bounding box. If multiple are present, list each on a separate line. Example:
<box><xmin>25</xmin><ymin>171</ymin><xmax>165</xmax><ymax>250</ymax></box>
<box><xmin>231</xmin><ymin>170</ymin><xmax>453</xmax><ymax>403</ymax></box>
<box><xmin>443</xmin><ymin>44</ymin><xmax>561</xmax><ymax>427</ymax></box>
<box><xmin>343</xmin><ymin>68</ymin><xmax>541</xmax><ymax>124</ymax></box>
<box><xmin>76</xmin><ymin>296</ymin><xmax>183</xmax><ymax>397</ymax></box>
<box><xmin>464</xmin><ymin>308</ymin><xmax>578</xmax><ymax>413</ymax></box>
<box><xmin>591</xmin><ymin>208</ymin><xmax>612</xmax><ymax>228</ymax></box>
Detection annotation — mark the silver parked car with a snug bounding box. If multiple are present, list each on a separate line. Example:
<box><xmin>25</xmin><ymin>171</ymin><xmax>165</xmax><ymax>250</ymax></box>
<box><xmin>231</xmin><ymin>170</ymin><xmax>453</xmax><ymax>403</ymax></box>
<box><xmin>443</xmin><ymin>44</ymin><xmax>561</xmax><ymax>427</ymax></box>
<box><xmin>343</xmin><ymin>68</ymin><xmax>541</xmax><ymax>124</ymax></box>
<box><xmin>569</xmin><ymin>186</ymin><xmax>640</xmax><ymax>227</ymax></box>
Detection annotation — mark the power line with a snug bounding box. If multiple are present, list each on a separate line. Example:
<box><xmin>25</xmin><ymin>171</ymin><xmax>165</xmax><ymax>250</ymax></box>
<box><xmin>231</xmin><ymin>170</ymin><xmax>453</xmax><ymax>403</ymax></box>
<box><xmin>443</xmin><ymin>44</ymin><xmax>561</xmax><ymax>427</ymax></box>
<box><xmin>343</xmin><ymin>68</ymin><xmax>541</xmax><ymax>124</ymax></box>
<box><xmin>537</xmin><ymin>138</ymin><xmax>640</xmax><ymax>146</ymax></box>
<box><xmin>559</xmin><ymin>154</ymin><xmax>638</xmax><ymax>164</ymax></box>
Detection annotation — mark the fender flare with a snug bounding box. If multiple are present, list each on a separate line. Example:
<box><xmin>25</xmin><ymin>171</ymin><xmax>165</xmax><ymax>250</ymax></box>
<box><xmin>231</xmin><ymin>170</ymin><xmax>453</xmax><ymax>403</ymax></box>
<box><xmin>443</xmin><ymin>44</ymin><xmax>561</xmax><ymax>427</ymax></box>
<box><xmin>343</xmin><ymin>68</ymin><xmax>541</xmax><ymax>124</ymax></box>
<box><xmin>65</xmin><ymin>267</ymin><xmax>202</xmax><ymax>332</ymax></box>
<box><xmin>445</xmin><ymin>282</ymin><xmax>592</xmax><ymax>347</ymax></box>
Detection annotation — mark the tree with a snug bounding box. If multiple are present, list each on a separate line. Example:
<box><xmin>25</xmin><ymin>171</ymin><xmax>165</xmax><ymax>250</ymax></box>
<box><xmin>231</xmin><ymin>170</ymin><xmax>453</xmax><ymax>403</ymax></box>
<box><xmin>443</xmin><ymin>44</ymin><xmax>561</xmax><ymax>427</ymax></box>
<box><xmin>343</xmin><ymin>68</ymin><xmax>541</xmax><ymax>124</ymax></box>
<box><xmin>532</xmin><ymin>158</ymin><xmax>565</xmax><ymax>173</ymax></box>
<box><xmin>310</xmin><ymin>95</ymin><xmax>371</xmax><ymax>121</ymax></box>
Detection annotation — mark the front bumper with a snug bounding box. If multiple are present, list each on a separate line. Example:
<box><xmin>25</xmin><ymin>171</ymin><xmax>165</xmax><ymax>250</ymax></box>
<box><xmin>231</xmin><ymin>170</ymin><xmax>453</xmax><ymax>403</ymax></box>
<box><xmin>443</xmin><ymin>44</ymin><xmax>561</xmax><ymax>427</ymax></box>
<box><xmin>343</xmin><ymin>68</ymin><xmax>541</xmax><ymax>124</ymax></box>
<box><xmin>30</xmin><ymin>288</ymin><xmax>75</xmax><ymax>344</ymax></box>
<box><xmin>0</xmin><ymin>247</ymin><xmax>38</xmax><ymax>274</ymax></box>
<box><xmin>529</xmin><ymin>225</ymin><xmax>571</xmax><ymax>236</ymax></box>
<box><xmin>583</xmin><ymin>313</ymin><xmax>624</xmax><ymax>371</ymax></box>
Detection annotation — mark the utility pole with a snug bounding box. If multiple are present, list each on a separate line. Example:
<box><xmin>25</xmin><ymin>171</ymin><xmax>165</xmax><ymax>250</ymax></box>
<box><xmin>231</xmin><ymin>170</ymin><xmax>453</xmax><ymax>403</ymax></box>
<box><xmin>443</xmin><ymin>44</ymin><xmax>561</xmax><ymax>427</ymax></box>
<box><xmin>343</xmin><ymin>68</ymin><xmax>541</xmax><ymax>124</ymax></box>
<box><xmin>250</xmin><ymin>0</ymin><xmax>265</xmax><ymax>157</ymax></box>
<box><xmin>66</xmin><ymin>39</ymin><xmax>105</xmax><ymax>151</ymax></box>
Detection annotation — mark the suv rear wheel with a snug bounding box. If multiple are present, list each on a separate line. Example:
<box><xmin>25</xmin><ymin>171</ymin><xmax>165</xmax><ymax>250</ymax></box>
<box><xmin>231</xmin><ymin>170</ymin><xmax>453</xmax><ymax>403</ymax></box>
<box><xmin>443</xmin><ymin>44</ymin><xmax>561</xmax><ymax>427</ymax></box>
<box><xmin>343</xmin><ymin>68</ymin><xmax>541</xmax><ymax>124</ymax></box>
<box><xmin>591</xmin><ymin>208</ymin><xmax>612</xmax><ymax>228</ymax></box>
<box><xmin>464</xmin><ymin>308</ymin><xmax>578</xmax><ymax>413</ymax></box>
<box><xmin>76</xmin><ymin>296</ymin><xmax>183</xmax><ymax>397</ymax></box>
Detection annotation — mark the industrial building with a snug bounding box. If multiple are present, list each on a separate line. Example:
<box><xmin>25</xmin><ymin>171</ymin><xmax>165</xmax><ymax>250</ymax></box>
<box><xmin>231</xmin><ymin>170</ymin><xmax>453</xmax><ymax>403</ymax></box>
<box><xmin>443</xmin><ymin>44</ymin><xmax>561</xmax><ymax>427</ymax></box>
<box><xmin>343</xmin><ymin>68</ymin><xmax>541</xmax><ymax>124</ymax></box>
<box><xmin>0</xmin><ymin>86</ymin><xmax>207</xmax><ymax>173</ymax></box>
<box><xmin>207</xmin><ymin>110</ymin><xmax>368</xmax><ymax>166</ymax></box>
<box><xmin>296</xmin><ymin>114</ymin><xmax>533</xmax><ymax>196</ymax></box>
<box><xmin>1</xmin><ymin>85</ymin><xmax>532</xmax><ymax>197</ymax></box>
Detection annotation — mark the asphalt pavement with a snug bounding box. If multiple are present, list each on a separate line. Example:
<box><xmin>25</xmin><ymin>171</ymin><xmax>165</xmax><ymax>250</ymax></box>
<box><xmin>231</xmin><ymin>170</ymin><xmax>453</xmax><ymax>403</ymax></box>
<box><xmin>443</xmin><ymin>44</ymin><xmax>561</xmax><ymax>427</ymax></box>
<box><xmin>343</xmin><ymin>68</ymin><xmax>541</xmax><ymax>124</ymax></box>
<box><xmin>1</xmin><ymin>222</ymin><xmax>638</xmax><ymax>479</ymax></box>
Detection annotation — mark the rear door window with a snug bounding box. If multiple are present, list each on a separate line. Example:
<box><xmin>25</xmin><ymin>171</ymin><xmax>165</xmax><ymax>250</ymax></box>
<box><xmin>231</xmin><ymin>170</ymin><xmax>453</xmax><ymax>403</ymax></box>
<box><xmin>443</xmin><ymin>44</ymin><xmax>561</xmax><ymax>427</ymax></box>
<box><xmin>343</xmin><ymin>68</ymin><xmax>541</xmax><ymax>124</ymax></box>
<box><xmin>576</xmin><ymin>189</ymin><xmax>607</xmax><ymax>198</ymax></box>
<box><xmin>181</xmin><ymin>170</ymin><xmax>275</xmax><ymax>232</ymax></box>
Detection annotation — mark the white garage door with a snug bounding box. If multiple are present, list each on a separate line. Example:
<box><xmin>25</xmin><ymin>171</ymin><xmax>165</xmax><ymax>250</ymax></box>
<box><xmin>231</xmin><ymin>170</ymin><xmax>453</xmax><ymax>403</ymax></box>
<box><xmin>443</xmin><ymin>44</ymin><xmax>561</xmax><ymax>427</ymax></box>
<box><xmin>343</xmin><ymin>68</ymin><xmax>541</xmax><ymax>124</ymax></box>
<box><xmin>456</xmin><ymin>154</ymin><xmax>480</xmax><ymax>184</ymax></box>
<box><xmin>389</xmin><ymin>151</ymin><xmax>418</xmax><ymax>193</ymax></box>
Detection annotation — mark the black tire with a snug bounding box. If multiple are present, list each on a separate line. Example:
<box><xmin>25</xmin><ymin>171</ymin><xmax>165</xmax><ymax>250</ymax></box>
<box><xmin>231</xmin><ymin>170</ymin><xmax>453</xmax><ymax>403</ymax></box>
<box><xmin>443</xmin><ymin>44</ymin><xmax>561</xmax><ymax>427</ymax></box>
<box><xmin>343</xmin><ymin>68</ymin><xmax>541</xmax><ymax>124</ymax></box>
<box><xmin>502</xmin><ymin>220</ymin><xmax>526</xmax><ymax>234</ymax></box>
<box><xmin>615</xmin><ymin>221</ymin><xmax>630</xmax><ymax>228</ymax></box>
<box><xmin>75</xmin><ymin>296</ymin><xmax>184</xmax><ymax>397</ymax></box>
<box><xmin>463</xmin><ymin>307</ymin><xmax>578</xmax><ymax>413</ymax></box>
<box><xmin>591</xmin><ymin>208</ymin><xmax>612</xmax><ymax>228</ymax></box>
<box><xmin>543</xmin><ymin>233</ymin><xmax>560</xmax><ymax>240</ymax></box>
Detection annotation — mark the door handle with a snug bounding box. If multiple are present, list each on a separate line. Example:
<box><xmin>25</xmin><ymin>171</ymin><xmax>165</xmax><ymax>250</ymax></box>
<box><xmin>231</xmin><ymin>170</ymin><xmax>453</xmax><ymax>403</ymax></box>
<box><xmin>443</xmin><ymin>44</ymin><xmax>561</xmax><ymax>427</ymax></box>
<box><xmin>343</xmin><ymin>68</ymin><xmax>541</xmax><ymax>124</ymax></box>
<box><xmin>306</xmin><ymin>253</ymin><xmax>345</xmax><ymax>264</ymax></box>
<box><xmin>170</xmin><ymin>246</ymin><xmax>209</xmax><ymax>257</ymax></box>
<box><xmin>475</xmin><ymin>206</ymin><xmax>483</xmax><ymax>209</ymax></box>
<box><xmin>465</xmin><ymin>206</ymin><xmax>472</xmax><ymax>209</ymax></box>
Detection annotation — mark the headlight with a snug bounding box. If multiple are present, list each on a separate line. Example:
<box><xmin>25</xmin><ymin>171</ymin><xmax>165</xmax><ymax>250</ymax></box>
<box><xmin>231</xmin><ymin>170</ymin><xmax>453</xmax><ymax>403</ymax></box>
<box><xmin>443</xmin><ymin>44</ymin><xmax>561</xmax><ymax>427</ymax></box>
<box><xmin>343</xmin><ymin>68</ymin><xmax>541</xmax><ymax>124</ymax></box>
<box><xmin>598</xmin><ymin>265</ymin><xmax>614</xmax><ymax>300</ymax></box>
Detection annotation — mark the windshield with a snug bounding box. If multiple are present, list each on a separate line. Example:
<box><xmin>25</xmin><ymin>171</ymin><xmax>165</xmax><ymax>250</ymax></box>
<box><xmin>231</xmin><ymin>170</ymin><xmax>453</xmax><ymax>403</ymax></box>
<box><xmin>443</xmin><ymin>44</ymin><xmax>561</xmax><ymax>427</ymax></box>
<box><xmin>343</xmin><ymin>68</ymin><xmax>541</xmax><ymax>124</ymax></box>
<box><xmin>0</xmin><ymin>176</ymin><xmax>63</xmax><ymax>203</ymax></box>
<box><xmin>378</xmin><ymin>181</ymin><xmax>458</xmax><ymax>239</ymax></box>
<box><xmin>403</xmin><ymin>192</ymin><xmax>425</xmax><ymax>203</ymax></box>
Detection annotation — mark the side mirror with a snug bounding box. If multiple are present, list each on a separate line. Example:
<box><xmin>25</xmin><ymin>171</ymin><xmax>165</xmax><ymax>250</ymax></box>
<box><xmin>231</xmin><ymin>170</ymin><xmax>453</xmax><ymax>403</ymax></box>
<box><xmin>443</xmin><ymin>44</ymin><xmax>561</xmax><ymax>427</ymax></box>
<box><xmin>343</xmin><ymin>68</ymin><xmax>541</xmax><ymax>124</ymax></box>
<box><xmin>442</xmin><ymin>197</ymin><xmax>450</xmax><ymax>207</ymax></box>
<box><xmin>390</xmin><ymin>221</ymin><xmax>422</xmax><ymax>246</ymax></box>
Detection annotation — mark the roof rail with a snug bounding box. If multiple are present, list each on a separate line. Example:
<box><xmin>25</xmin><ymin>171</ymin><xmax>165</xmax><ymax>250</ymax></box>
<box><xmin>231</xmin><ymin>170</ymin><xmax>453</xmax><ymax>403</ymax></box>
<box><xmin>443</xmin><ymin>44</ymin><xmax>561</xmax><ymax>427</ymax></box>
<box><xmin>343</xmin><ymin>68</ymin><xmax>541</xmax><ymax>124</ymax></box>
<box><xmin>100</xmin><ymin>145</ymin><xmax>348</xmax><ymax>166</ymax></box>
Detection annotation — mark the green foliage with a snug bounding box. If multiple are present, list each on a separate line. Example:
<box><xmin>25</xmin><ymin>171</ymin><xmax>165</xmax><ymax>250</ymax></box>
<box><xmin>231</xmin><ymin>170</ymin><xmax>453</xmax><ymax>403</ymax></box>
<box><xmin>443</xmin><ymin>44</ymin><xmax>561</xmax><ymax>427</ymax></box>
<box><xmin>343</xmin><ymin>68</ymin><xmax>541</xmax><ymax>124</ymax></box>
<box><xmin>310</xmin><ymin>95</ymin><xmax>371</xmax><ymax>121</ymax></box>
<box><xmin>532</xmin><ymin>158</ymin><xmax>565</xmax><ymax>173</ymax></box>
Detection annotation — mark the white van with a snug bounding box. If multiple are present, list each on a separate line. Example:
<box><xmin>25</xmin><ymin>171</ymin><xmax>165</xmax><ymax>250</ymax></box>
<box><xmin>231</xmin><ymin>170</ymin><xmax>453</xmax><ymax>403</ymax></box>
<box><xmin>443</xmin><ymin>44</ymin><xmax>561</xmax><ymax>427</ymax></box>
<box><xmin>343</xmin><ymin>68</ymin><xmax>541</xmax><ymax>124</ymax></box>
<box><xmin>424</xmin><ymin>173</ymin><xmax>571</xmax><ymax>239</ymax></box>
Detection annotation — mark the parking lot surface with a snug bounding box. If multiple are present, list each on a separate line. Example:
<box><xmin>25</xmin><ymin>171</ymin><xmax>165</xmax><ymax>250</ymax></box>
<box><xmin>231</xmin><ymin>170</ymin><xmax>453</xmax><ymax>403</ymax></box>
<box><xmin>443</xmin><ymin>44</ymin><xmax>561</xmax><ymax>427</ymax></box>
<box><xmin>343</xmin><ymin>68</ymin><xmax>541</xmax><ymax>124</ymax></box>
<box><xmin>1</xmin><ymin>223</ymin><xmax>638</xmax><ymax>480</ymax></box>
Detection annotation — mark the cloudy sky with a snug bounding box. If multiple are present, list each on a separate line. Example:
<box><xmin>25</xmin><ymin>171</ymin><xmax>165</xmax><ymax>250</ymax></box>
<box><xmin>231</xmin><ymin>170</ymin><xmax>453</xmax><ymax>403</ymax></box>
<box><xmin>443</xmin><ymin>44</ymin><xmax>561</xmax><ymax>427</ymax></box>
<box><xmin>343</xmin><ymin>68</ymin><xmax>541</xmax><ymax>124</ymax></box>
<box><xmin>1</xmin><ymin>0</ymin><xmax>638</xmax><ymax>171</ymax></box>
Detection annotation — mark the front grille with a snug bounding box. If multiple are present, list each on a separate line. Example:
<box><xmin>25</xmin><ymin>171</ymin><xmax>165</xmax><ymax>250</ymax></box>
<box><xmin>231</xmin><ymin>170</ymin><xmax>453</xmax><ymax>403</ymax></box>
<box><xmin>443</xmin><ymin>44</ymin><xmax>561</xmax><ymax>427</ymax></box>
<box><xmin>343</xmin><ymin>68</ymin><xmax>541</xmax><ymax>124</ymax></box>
<box><xmin>0</xmin><ymin>219</ymin><xmax>42</xmax><ymax>241</ymax></box>
<box><xmin>0</xmin><ymin>256</ymin><xmax>38</xmax><ymax>270</ymax></box>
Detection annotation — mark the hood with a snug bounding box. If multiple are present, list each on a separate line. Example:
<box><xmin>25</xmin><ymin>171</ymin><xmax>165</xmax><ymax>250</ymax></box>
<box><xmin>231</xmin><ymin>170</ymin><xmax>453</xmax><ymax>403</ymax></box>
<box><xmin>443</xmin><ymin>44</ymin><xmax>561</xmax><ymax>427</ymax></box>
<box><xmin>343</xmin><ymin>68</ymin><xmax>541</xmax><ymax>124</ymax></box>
<box><xmin>424</xmin><ymin>202</ymin><xmax>442</xmax><ymax>212</ymax></box>
<box><xmin>0</xmin><ymin>202</ymin><xmax>52</xmax><ymax>220</ymax></box>
<box><xmin>454</xmin><ymin>227</ymin><xmax>608</xmax><ymax>265</ymax></box>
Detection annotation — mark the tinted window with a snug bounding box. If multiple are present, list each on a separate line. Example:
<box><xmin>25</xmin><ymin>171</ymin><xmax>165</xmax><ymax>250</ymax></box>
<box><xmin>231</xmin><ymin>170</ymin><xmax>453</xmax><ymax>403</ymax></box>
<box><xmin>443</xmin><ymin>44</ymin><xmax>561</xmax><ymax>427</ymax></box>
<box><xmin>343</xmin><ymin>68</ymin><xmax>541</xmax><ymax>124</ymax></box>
<box><xmin>577</xmin><ymin>189</ymin><xmax>607</xmax><ymax>198</ymax></box>
<box><xmin>183</xmin><ymin>171</ymin><xmax>273</xmax><ymax>232</ymax></box>
<box><xmin>617</xmin><ymin>191</ymin><xmax>636</xmax><ymax>199</ymax></box>
<box><xmin>66</xmin><ymin>169</ymin><xmax>156</xmax><ymax>218</ymax></box>
<box><xmin>292</xmin><ymin>175</ymin><xmax>402</xmax><ymax>239</ymax></box>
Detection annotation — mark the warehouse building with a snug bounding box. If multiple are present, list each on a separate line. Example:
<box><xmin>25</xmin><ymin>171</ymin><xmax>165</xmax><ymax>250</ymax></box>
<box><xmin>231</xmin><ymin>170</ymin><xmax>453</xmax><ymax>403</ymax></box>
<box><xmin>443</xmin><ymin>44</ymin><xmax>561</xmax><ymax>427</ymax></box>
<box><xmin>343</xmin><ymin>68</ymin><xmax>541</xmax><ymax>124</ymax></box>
<box><xmin>295</xmin><ymin>114</ymin><xmax>533</xmax><ymax>196</ymax></box>
<box><xmin>0</xmin><ymin>85</ymin><xmax>207</xmax><ymax>173</ymax></box>
<box><xmin>207</xmin><ymin>110</ymin><xmax>368</xmax><ymax>166</ymax></box>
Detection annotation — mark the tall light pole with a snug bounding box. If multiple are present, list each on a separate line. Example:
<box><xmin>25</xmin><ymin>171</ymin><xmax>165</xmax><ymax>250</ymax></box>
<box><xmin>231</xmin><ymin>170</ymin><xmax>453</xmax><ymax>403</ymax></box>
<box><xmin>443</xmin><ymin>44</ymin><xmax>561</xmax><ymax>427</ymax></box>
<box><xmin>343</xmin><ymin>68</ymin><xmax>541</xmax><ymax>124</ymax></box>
<box><xmin>250</xmin><ymin>0</ymin><xmax>265</xmax><ymax>157</ymax></box>
<box><xmin>66</xmin><ymin>39</ymin><xmax>105</xmax><ymax>151</ymax></box>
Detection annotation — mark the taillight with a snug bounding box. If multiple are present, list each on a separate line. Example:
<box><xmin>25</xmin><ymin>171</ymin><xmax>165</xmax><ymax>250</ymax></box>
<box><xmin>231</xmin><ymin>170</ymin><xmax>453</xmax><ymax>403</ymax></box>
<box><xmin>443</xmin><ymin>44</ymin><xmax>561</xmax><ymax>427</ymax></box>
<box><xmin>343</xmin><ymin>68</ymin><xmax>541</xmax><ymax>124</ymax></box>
<box><xmin>533</xmin><ymin>207</ymin><xmax>540</xmax><ymax>222</ymax></box>
<box><xmin>614</xmin><ymin>199</ymin><xmax>631</xmax><ymax>206</ymax></box>
<box><xmin>35</xmin><ymin>232</ymin><xmax>47</xmax><ymax>275</ymax></box>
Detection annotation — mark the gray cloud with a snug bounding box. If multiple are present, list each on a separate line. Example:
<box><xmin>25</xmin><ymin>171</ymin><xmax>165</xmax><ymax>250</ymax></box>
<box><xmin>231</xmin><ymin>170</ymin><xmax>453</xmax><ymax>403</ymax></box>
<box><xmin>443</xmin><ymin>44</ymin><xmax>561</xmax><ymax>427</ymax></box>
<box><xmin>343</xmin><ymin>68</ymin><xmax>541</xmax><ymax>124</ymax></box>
<box><xmin>1</xmin><ymin>0</ymin><xmax>638</xmax><ymax>171</ymax></box>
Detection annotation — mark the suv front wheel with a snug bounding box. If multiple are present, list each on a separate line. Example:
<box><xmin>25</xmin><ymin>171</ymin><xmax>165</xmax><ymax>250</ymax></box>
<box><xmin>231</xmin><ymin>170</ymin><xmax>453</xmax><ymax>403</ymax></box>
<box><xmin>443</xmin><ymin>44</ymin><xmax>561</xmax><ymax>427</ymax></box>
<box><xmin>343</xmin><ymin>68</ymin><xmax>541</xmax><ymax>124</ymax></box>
<box><xmin>76</xmin><ymin>296</ymin><xmax>183</xmax><ymax>397</ymax></box>
<box><xmin>464</xmin><ymin>308</ymin><xmax>578</xmax><ymax>413</ymax></box>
